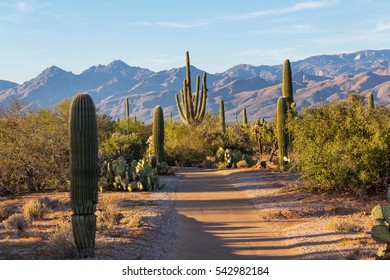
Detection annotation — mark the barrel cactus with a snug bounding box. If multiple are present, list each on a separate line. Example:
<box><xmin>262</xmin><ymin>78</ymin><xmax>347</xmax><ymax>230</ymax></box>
<box><xmin>69</xmin><ymin>93</ymin><xmax>98</xmax><ymax>258</ymax></box>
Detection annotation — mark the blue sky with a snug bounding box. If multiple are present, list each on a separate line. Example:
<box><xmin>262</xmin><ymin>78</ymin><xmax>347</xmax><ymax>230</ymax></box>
<box><xmin>1</xmin><ymin>0</ymin><xmax>389</xmax><ymax>83</ymax></box>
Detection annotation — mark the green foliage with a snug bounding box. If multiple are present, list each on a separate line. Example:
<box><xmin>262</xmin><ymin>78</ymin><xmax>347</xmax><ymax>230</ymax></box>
<box><xmin>175</xmin><ymin>51</ymin><xmax>208</xmax><ymax>126</ymax></box>
<box><xmin>289</xmin><ymin>93</ymin><xmax>390</xmax><ymax>193</ymax></box>
<box><xmin>0</xmin><ymin>100</ymin><xmax>70</xmax><ymax>195</ymax></box>
<box><xmin>152</xmin><ymin>105</ymin><xmax>164</xmax><ymax>162</ymax></box>
<box><xmin>100</xmin><ymin>118</ymin><xmax>151</xmax><ymax>162</ymax></box>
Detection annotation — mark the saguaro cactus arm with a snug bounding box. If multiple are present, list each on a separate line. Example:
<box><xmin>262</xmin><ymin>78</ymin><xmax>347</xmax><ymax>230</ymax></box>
<box><xmin>175</xmin><ymin>51</ymin><xmax>207</xmax><ymax>125</ymax></box>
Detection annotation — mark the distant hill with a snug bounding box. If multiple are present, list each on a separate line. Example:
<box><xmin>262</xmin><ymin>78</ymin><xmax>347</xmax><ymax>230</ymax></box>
<box><xmin>1</xmin><ymin>49</ymin><xmax>389</xmax><ymax>122</ymax></box>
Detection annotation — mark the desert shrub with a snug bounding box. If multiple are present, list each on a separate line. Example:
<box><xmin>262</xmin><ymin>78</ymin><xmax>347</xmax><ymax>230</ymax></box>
<box><xmin>326</xmin><ymin>218</ymin><xmax>364</xmax><ymax>232</ymax></box>
<box><xmin>21</xmin><ymin>199</ymin><xmax>49</xmax><ymax>220</ymax></box>
<box><xmin>121</xmin><ymin>214</ymin><xmax>142</xmax><ymax>229</ymax></box>
<box><xmin>164</xmin><ymin>113</ymin><xmax>256</xmax><ymax>166</ymax></box>
<box><xmin>96</xmin><ymin>199</ymin><xmax>123</xmax><ymax>229</ymax></box>
<box><xmin>99</xmin><ymin>119</ymin><xmax>151</xmax><ymax>163</ymax></box>
<box><xmin>236</xmin><ymin>160</ymin><xmax>248</xmax><ymax>168</ymax></box>
<box><xmin>46</xmin><ymin>221</ymin><xmax>77</xmax><ymax>259</ymax></box>
<box><xmin>0</xmin><ymin>202</ymin><xmax>14</xmax><ymax>220</ymax></box>
<box><xmin>4</xmin><ymin>213</ymin><xmax>31</xmax><ymax>231</ymax></box>
<box><xmin>290</xmin><ymin>93</ymin><xmax>390</xmax><ymax>194</ymax></box>
<box><xmin>38</xmin><ymin>196</ymin><xmax>61</xmax><ymax>209</ymax></box>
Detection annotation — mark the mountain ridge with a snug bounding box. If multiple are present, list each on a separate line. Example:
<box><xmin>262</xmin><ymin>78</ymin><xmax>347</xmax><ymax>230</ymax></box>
<box><xmin>1</xmin><ymin>49</ymin><xmax>389</xmax><ymax>122</ymax></box>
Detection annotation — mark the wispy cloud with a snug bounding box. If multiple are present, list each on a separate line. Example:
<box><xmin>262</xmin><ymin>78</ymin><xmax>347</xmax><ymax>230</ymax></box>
<box><xmin>251</xmin><ymin>23</ymin><xmax>319</xmax><ymax>34</ymax></box>
<box><xmin>228</xmin><ymin>1</ymin><xmax>336</xmax><ymax>21</ymax></box>
<box><xmin>375</xmin><ymin>22</ymin><xmax>390</xmax><ymax>32</ymax></box>
<box><xmin>157</xmin><ymin>21</ymin><xmax>209</xmax><ymax>28</ymax></box>
<box><xmin>132</xmin><ymin>1</ymin><xmax>337</xmax><ymax>29</ymax></box>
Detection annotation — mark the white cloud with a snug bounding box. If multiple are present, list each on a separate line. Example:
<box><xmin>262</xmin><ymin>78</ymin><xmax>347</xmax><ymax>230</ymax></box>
<box><xmin>230</xmin><ymin>1</ymin><xmax>336</xmax><ymax>20</ymax></box>
<box><xmin>157</xmin><ymin>21</ymin><xmax>209</xmax><ymax>28</ymax></box>
<box><xmin>375</xmin><ymin>22</ymin><xmax>390</xmax><ymax>32</ymax></box>
<box><xmin>16</xmin><ymin>2</ymin><xmax>35</xmax><ymax>13</ymax></box>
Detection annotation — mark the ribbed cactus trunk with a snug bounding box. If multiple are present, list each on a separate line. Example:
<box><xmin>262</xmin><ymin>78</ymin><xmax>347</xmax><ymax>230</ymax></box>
<box><xmin>153</xmin><ymin>105</ymin><xmax>164</xmax><ymax>162</ymax></box>
<box><xmin>368</xmin><ymin>93</ymin><xmax>374</xmax><ymax>109</ymax></box>
<box><xmin>242</xmin><ymin>107</ymin><xmax>248</xmax><ymax>127</ymax></box>
<box><xmin>125</xmin><ymin>97</ymin><xmax>130</xmax><ymax>120</ymax></box>
<box><xmin>220</xmin><ymin>100</ymin><xmax>226</xmax><ymax>133</ymax></box>
<box><xmin>282</xmin><ymin>59</ymin><xmax>294</xmax><ymax>111</ymax></box>
<box><xmin>69</xmin><ymin>93</ymin><xmax>98</xmax><ymax>258</ymax></box>
<box><xmin>175</xmin><ymin>51</ymin><xmax>208</xmax><ymax>125</ymax></box>
<box><xmin>277</xmin><ymin>97</ymin><xmax>288</xmax><ymax>171</ymax></box>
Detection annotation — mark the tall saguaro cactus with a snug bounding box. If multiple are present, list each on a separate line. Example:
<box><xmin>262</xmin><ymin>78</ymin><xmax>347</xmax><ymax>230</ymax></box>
<box><xmin>276</xmin><ymin>97</ymin><xmax>288</xmax><ymax>170</ymax></box>
<box><xmin>368</xmin><ymin>92</ymin><xmax>374</xmax><ymax>109</ymax></box>
<box><xmin>125</xmin><ymin>97</ymin><xmax>130</xmax><ymax>120</ymax></box>
<box><xmin>282</xmin><ymin>59</ymin><xmax>294</xmax><ymax>111</ymax></box>
<box><xmin>153</xmin><ymin>105</ymin><xmax>164</xmax><ymax>162</ymax></box>
<box><xmin>242</xmin><ymin>107</ymin><xmax>248</xmax><ymax>127</ymax></box>
<box><xmin>220</xmin><ymin>100</ymin><xmax>226</xmax><ymax>133</ymax></box>
<box><xmin>69</xmin><ymin>93</ymin><xmax>98</xmax><ymax>258</ymax></box>
<box><xmin>175</xmin><ymin>51</ymin><xmax>208</xmax><ymax>125</ymax></box>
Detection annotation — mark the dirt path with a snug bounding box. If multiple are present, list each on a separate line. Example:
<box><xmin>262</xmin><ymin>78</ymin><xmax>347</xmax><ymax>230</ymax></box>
<box><xmin>170</xmin><ymin>168</ymin><xmax>299</xmax><ymax>259</ymax></box>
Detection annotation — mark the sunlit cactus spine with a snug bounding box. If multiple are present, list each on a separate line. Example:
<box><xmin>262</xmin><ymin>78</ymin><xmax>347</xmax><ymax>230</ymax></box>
<box><xmin>175</xmin><ymin>51</ymin><xmax>208</xmax><ymax>125</ymax></box>
<box><xmin>277</xmin><ymin>97</ymin><xmax>288</xmax><ymax>170</ymax></box>
<box><xmin>69</xmin><ymin>93</ymin><xmax>98</xmax><ymax>258</ymax></box>
<box><xmin>220</xmin><ymin>100</ymin><xmax>226</xmax><ymax>133</ymax></box>
<box><xmin>368</xmin><ymin>92</ymin><xmax>374</xmax><ymax>109</ymax></box>
<box><xmin>242</xmin><ymin>107</ymin><xmax>248</xmax><ymax>127</ymax></box>
<box><xmin>153</xmin><ymin>105</ymin><xmax>164</xmax><ymax>162</ymax></box>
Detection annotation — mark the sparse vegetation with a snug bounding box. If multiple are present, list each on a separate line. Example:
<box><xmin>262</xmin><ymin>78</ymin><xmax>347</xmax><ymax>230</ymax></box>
<box><xmin>21</xmin><ymin>199</ymin><xmax>49</xmax><ymax>221</ymax></box>
<box><xmin>4</xmin><ymin>213</ymin><xmax>31</xmax><ymax>231</ymax></box>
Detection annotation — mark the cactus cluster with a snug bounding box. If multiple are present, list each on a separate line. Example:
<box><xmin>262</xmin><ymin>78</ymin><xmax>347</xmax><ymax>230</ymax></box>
<box><xmin>175</xmin><ymin>51</ymin><xmax>208</xmax><ymax>125</ymax></box>
<box><xmin>69</xmin><ymin>93</ymin><xmax>98</xmax><ymax>258</ymax></box>
<box><xmin>99</xmin><ymin>156</ymin><xmax>159</xmax><ymax>192</ymax></box>
<box><xmin>215</xmin><ymin>147</ymin><xmax>254</xmax><ymax>168</ymax></box>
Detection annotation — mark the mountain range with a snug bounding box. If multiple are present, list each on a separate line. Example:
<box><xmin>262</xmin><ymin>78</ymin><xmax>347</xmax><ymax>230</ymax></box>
<box><xmin>1</xmin><ymin>49</ymin><xmax>390</xmax><ymax>122</ymax></box>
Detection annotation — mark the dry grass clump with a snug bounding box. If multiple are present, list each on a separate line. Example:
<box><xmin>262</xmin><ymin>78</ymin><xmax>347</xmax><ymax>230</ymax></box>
<box><xmin>236</xmin><ymin>160</ymin><xmax>248</xmax><ymax>169</ymax></box>
<box><xmin>21</xmin><ymin>199</ymin><xmax>49</xmax><ymax>221</ymax></box>
<box><xmin>38</xmin><ymin>196</ymin><xmax>61</xmax><ymax>209</ymax></box>
<box><xmin>3</xmin><ymin>213</ymin><xmax>31</xmax><ymax>231</ymax></box>
<box><xmin>0</xmin><ymin>202</ymin><xmax>15</xmax><ymax>220</ymax></box>
<box><xmin>121</xmin><ymin>213</ymin><xmax>142</xmax><ymax>229</ymax></box>
<box><xmin>45</xmin><ymin>221</ymin><xmax>77</xmax><ymax>259</ymax></box>
<box><xmin>326</xmin><ymin>218</ymin><xmax>364</xmax><ymax>232</ymax></box>
<box><xmin>96</xmin><ymin>198</ymin><xmax>123</xmax><ymax>229</ymax></box>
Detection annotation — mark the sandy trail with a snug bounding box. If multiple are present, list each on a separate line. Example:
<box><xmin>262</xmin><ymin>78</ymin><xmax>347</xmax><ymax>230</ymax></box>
<box><xmin>170</xmin><ymin>168</ymin><xmax>299</xmax><ymax>259</ymax></box>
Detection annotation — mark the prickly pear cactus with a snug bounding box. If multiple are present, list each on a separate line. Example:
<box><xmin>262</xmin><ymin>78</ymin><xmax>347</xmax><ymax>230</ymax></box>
<box><xmin>371</xmin><ymin>202</ymin><xmax>390</xmax><ymax>258</ymax></box>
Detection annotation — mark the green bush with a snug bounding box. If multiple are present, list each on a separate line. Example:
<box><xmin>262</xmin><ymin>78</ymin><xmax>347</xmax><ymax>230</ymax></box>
<box><xmin>289</xmin><ymin>93</ymin><xmax>390</xmax><ymax>194</ymax></box>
